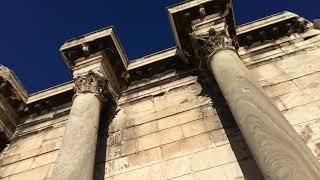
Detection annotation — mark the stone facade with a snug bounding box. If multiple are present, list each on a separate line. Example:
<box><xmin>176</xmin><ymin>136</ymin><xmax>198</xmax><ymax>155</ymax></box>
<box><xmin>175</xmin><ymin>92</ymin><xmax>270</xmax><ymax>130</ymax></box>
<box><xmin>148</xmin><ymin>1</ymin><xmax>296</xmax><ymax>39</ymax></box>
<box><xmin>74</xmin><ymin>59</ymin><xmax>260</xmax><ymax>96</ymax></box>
<box><xmin>1</xmin><ymin>0</ymin><xmax>320</xmax><ymax>179</ymax></box>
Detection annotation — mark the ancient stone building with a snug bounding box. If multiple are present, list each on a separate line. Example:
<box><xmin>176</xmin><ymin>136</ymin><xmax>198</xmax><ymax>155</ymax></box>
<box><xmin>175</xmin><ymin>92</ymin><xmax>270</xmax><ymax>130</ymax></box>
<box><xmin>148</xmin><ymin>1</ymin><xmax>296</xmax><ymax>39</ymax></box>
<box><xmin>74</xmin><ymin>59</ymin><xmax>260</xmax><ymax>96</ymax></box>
<box><xmin>1</xmin><ymin>0</ymin><xmax>320</xmax><ymax>179</ymax></box>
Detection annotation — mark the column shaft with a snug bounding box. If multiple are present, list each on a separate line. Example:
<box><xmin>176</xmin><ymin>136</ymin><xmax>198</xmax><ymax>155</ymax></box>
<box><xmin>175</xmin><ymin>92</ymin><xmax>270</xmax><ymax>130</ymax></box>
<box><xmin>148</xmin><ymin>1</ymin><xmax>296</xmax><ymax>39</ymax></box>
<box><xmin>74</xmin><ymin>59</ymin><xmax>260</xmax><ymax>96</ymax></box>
<box><xmin>208</xmin><ymin>49</ymin><xmax>320</xmax><ymax>180</ymax></box>
<box><xmin>52</xmin><ymin>93</ymin><xmax>101</xmax><ymax>180</ymax></box>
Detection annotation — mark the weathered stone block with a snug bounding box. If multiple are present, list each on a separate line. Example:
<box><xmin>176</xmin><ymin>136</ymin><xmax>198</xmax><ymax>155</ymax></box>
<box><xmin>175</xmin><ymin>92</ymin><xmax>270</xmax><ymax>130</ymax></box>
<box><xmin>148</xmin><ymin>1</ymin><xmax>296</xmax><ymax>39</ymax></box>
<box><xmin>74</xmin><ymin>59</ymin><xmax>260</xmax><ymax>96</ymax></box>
<box><xmin>7</xmin><ymin>133</ymin><xmax>44</xmax><ymax>156</ymax></box>
<box><xmin>171</xmin><ymin>175</ymin><xmax>193</xmax><ymax>180</ymax></box>
<box><xmin>182</xmin><ymin>119</ymin><xmax>206</xmax><ymax>138</ymax></box>
<box><xmin>134</xmin><ymin>121</ymin><xmax>158</xmax><ymax>137</ymax></box>
<box><xmin>264</xmin><ymin>80</ymin><xmax>298</xmax><ymax>97</ymax></box>
<box><xmin>120</xmin><ymin>139</ymin><xmax>137</xmax><ymax>157</ymax></box>
<box><xmin>137</xmin><ymin>133</ymin><xmax>161</xmax><ymax>151</ymax></box>
<box><xmin>112</xmin><ymin>163</ymin><xmax>164</xmax><ymax>180</ymax></box>
<box><xmin>193</xmin><ymin>165</ymin><xmax>226</xmax><ymax>180</ymax></box>
<box><xmin>157</xmin><ymin>109</ymin><xmax>202</xmax><ymax>130</ymax></box>
<box><xmin>128</xmin><ymin>147</ymin><xmax>162</xmax><ymax>167</ymax></box>
<box><xmin>181</xmin><ymin>133</ymin><xmax>213</xmax><ymax>154</ymax></box>
<box><xmin>250</xmin><ymin>62</ymin><xmax>287</xmax><ymax>84</ymax></box>
<box><xmin>202</xmin><ymin>115</ymin><xmax>223</xmax><ymax>132</ymax></box>
<box><xmin>279</xmin><ymin>91</ymin><xmax>313</xmax><ymax>109</ymax></box>
<box><xmin>191</xmin><ymin>145</ymin><xmax>237</xmax><ymax>172</ymax></box>
<box><xmin>165</xmin><ymin>155</ymin><xmax>191</xmax><ymax>179</ymax></box>
<box><xmin>159</xmin><ymin>126</ymin><xmax>183</xmax><ymax>145</ymax></box>
<box><xmin>0</xmin><ymin>158</ymin><xmax>34</xmax><ymax>178</ymax></box>
<box><xmin>43</xmin><ymin>126</ymin><xmax>65</xmax><ymax>141</ymax></box>
<box><xmin>6</xmin><ymin>164</ymin><xmax>51</xmax><ymax>180</ymax></box>
<box><xmin>161</xmin><ymin>133</ymin><xmax>212</xmax><ymax>160</ymax></box>
<box><xmin>283</xmin><ymin>103</ymin><xmax>320</xmax><ymax>125</ymax></box>
<box><xmin>293</xmin><ymin>71</ymin><xmax>320</xmax><ymax>89</ymax></box>
<box><xmin>30</xmin><ymin>151</ymin><xmax>58</xmax><ymax>169</ymax></box>
<box><xmin>277</xmin><ymin>51</ymin><xmax>320</xmax><ymax>79</ymax></box>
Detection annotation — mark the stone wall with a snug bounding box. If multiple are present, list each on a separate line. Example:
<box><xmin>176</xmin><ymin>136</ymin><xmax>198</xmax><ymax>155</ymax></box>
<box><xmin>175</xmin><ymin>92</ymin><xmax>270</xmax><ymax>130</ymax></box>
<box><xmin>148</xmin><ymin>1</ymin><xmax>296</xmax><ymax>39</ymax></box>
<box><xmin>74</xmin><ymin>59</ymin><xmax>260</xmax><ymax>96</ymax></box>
<box><xmin>248</xmin><ymin>29</ymin><xmax>320</xmax><ymax>163</ymax></box>
<box><xmin>95</xmin><ymin>74</ymin><xmax>264</xmax><ymax>180</ymax></box>
<box><xmin>0</xmin><ymin>105</ymin><xmax>70</xmax><ymax>180</ymax></box>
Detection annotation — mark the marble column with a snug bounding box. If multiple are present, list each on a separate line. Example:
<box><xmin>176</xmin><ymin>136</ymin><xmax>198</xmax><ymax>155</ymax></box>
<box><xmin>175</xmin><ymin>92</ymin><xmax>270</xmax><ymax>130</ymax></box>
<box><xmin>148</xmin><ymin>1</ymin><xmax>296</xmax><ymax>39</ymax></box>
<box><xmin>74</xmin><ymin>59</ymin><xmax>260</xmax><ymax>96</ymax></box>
<box><xmin>199</xmin><ymin>29</ymin><xmax>320</xmax><ymax>179</ymax></box>
<box><xmin>52</xmin><ymin>71</ymin><xmax>108</xmax><ymax>180</ymax></box>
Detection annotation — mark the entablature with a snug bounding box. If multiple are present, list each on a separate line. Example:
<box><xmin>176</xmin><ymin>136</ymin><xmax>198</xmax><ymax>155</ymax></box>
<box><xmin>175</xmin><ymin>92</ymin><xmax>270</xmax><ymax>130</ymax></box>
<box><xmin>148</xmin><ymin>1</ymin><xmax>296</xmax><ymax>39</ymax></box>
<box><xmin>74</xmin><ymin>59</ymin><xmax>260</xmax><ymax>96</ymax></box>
<box><xmin>236</xmin><ymin>11</ymin><xmax>311</xmax><ymax>48</ymax></box>
<box><xmin>0</xmin><ymin>65</ymin><xmax>28</xmax><ymax>141</ymax></box>
<box><xmin>60</xmin><ymin>27</ymin><xmax>129</xmax><ymax>96</ymax></box>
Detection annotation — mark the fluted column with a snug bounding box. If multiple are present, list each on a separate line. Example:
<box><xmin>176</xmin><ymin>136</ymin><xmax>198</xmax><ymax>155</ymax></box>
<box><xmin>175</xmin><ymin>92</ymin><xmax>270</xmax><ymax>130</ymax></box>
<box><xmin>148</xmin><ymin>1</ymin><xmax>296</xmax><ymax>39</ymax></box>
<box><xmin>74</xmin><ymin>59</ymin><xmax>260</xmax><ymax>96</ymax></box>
<box><xmin>52</xmin><ymin>71</ymin><xmax>109</xmax><ymax>180</ymax></box>
<box><xmin>195</xmin><ymin>29</ymin><xmax>320</xmax><ymax>179</ymax></box>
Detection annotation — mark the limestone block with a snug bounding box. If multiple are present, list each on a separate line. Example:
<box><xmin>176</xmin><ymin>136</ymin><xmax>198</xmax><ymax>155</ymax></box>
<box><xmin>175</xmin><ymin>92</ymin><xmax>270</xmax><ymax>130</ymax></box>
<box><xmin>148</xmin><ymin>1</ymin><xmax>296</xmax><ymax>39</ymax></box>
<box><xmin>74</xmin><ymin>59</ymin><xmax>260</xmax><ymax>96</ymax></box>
<box><xmin>157</xmin><ymin>109</ymin><xmax>202</xmax><ymax>130</ymax></box>
<box><xmin>134</xmin><ymin>121</ymin><xmax>158</xmax><ymax>138</ymax></box>
<box><xmin>137</xmin><ymin>133</ymin><xmax>161</xmax><ymax>151</ymax></box>
<box><xmin>191</xmin><ymin>145</ymin><xmax>237</xmax><ymax>172</ymax></box>
<box><xmin>120</xmin><ymin>139</ymin><xmax>137</xmax><ymax>157</ymax></box>
<box><xmin>276</xmin><ymin>50</ymin><xmax>320</xmax><ymax>79</ymax></box>
<box><xmin>202</xmin><ymin>115</ymin><xmax>223</xmax><ymax>132</ymax></box>
<box><xmin>279</xmin><ymin>90</ymin><xmax>313</xmax><ymax>109</ymax></box>
<box><xmin>210</xmin><ymin>129</ymin><xmax>229</xmax><ymax>146</ymax></box>
<box><xmin>6</xmin><ymin>164</ymin><xmax>51</xmax><ymax>180</ymax></box>
<box><xmin>193</xmin><ymin>165</ymin><xmax>226</xmax><ymax>180</ymax></box>
<box><xmin>128</xmin><ymin>147</ymin><xmax>162</xmax><ymax>167</ymax></box>
<box><xmin>115</xmin><ymin>128</ymin><xmax>135</xmax><ymax>144</ymax></box>
<box><xmin>161</xmin><ymin>133</ymin><xmax>212</xmax><ymax>160</ymax></box>
<box><xmin>283</xmin><ymin>103</ymin><xmax>320</xmax><ymax>125</ymax></box>
<box><xmin>112</xmin><ymin>163</ymin><xmax>164</xmax><ymax>180</ymax></box>
<box><xmin>181</xmin><ymin>119</ymin><xmax>206</xmax><ymax>138</ymax></box>
<box><xmin>123</xmin><ymin>99</ymin><xmax>155</xmax><ymax>117</ymax></box>
<box><xmin>293</xmin><ymin>71</ymin><xmax>320</xmax><ymax>89</ymax></box>
<box><xmin>0</xmin><ymin>158</ymin><xmax>34</xmax><ymax>178</ymax></box>
<box><xmin>30</xmin><ymin>151</ymin><xmax>58</xmax><ymax>169</ymax></box>
<box><xmin>165</xmin><ymin>155</ymin><xmax>191</xmax><ymax>179</ymax></box>
<box><xmin>110</xmin><ymin>147</ymin><xmax>162</xmax><ymax>176</ymax></box>
<box><xmin>161</xmin><ymin>141</ymin><xmax>183</xmax><ymax>160</ymax></box>
<box><xmin>250</xmin><ymin>62</ymin><xmax>288</xmax><ymax>84</ymax></box>
<box><xmin>106</xmin><ymin>145</ymin><xmax>121</xmax><ymax>161</ymax></box>
<box><xmin>43</xmin><ymin>126</ymin><xmax>66</xmax><ymax>141</ymax></box>
<box><xmin>303</xmin><ymin>87</ymin><xmax>320</xmax><ymax>102</ymax></box>
<box><xmin>159</xmin><ymin>126</ymin><xmax>183</xmax><ymax>145</ymax></box>
<box><xmin>38</xmin><ymin>137</ymin><xmax>62</xmax><ymax>154</ymax></box>
<box><xmin>181</xmin><ymin>133</ymin><xmax>213</xmax><ymax>153</ymax></box>
<box><xmin>0</xmin><ymin>137</ymin><xmax>61</xmax><ymax>167</ymax></box>
<box><xmin>263</xmin><ymin>80</ymin><xmax>298</xmax><ymax>97</ymax></box>
<box><xmin>153</xmin><ymin>85</ymin><xmax>201</xmax><ymax>112</ymax></box>
<box><xmin>6</xmin><ymin>133</ymin><xmax>44</xmax><ymax>156</ymax></box>
<box><xmin>223</xmin><ymin>161</ymin><xmax>245</xmax><ymax>180</ymax></box>
<box><xmin>171</xmin><ymin>174</ymin><xmax>193</xmax><ymax>180</ymax></box>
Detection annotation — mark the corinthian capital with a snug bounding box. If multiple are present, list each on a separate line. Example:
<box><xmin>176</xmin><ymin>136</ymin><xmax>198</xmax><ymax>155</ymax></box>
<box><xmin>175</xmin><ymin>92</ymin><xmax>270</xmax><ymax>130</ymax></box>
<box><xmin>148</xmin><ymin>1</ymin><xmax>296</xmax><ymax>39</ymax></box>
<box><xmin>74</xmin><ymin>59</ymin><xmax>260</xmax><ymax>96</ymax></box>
<box><xmin>74</xmin><ymin>71</ymin><xmax>109</xmax><ymax>101</ymax></box>
<box><xmin>193</xmin><ymin>28</ymin><xmax>236</xmax><ymax>60</ymax></box>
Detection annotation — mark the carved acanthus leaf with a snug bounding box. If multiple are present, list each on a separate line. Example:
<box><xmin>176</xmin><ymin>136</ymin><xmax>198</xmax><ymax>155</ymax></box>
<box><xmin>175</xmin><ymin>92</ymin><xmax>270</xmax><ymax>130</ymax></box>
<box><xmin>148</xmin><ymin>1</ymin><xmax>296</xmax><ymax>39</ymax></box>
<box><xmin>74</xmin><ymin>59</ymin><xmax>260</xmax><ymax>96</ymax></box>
<box><xmin>192</xmin><ymin>28</ymin><xmax>235</xmax><ymax>59</ymax></box>
<box><xmin>74</xmin><ymin>71</ymin><xmax>109</xmax><ymax>101</ymax></box>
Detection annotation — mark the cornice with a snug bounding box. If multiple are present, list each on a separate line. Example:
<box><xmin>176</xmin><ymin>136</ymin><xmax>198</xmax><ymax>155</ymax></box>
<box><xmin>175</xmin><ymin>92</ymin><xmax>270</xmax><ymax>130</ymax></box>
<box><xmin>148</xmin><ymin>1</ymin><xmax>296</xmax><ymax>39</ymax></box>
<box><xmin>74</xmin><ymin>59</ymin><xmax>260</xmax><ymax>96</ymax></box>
<box><xmin>0</xmin><ymin>65</ymin><xmax>28</xmax><ymax>140</ymax></box>
<box><xmin>236</xmin><ymin>12</ymin><xmax>311</xmax><ymax>48</ymax></box>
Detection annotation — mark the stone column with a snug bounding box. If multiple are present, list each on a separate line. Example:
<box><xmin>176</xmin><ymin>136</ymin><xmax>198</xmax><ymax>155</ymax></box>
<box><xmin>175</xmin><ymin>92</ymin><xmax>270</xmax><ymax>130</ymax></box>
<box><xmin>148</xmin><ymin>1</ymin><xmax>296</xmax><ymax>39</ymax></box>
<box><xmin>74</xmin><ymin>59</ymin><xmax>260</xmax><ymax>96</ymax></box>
<box><xmin>199</xmin><ymin>30</ymin><xmax>320</xmax><ymax>179</ymax></box>
<box><xmin>52</xmin><ymin>71</ymin><xmax>108</xmax><ymax>180</ymax></box>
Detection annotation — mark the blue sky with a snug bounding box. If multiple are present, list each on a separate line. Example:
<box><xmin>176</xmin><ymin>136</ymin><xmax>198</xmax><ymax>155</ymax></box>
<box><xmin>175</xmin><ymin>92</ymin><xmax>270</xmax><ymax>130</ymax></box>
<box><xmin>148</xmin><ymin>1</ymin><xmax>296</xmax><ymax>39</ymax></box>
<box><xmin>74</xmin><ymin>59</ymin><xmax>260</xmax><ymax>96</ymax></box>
<box><xmin>0</xmin><ymin>0</ymin><xmax>319</xmax><ymax>93</ymax></box>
